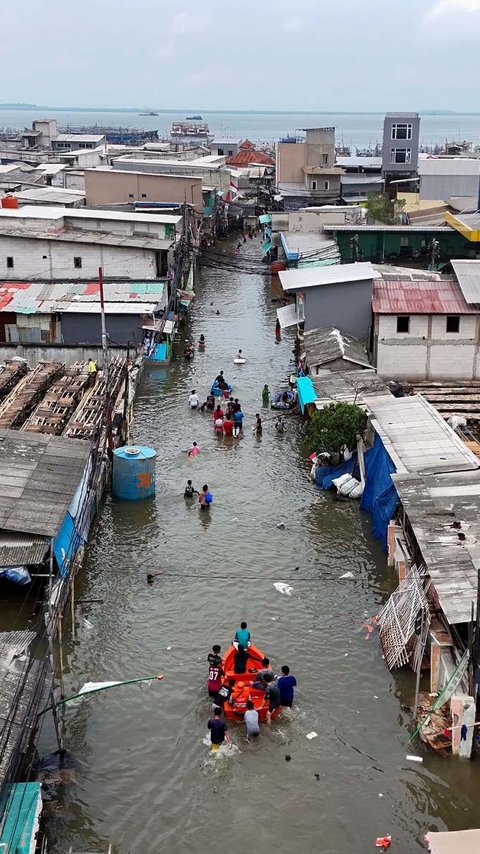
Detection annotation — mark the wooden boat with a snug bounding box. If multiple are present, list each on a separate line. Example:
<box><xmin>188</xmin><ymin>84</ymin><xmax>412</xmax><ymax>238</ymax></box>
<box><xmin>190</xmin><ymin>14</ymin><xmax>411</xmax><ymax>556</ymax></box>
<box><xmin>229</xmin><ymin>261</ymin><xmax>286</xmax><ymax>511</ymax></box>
<box><xmin>220</xmin><ymin>643</ymin><xmax>281</xmax><ymax>722</ymax></box>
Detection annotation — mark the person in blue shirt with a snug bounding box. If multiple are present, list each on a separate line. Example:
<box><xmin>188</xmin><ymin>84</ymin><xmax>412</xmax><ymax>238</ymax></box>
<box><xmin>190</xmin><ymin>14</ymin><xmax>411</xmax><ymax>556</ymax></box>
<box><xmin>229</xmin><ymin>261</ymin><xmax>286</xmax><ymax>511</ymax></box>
<box><xmin>278</xmin><ymin>665</ymin><xmax>297</xmax><ymax>708</ymax></box>
<box><xmin>233</xmin><ymin>407</ymin><xmax>244</xmax><ymax>436</ymax></box>
<box><xmin>234</xmin><ymin>621</ymin><xmax>251</xmax><ymax>649</ymax></box>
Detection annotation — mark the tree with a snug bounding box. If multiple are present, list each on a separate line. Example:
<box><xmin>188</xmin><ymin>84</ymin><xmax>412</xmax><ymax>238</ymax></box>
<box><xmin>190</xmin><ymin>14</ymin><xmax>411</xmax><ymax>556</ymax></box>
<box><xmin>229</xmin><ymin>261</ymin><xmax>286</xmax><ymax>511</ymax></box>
<box><xmin>365</xmin><ymin>192</ymin><xmax>406</xmax><ymax>225</ymax></box>
<box><xmin>305</xmin><ymin>402</ymin><xmax>367</xmax><ymax>455</ymax></box>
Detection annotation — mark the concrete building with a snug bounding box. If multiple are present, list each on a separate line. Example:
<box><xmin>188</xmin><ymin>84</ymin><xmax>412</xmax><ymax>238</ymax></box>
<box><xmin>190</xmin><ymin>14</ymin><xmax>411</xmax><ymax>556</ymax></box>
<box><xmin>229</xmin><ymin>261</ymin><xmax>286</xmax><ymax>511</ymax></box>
<box><xmin>278</xmin><ymin>261</ymin><xmax>380</xmax><ymax>338</ymax></box>
<box><xmin>382</xmin><ymin>112</ymin><xmax>420</xmax><ymax>181</ymax></box>
<box><xmin>0</xmin><ymin>206</ymin><xmax>180</xmax><ymax>280</ymax></box>
<box><xmin>51</xmin><ymin>134</ymin><xmax>106</xmax><ymax>153</ymax></box>
<box><xmin>418</xmin><ymin>157</ymin><xmax>480</xmax><ymax>202</ymax></box>
<box><xmin>271</xmin><ymin>206</ymin><xmax>365</xmax><ymax>234</ymax></box>
<box><xmin>340</xmin><ymin>173</ymin><xmax>385</xmax><ymax>203</ymax></box>
<box><xmin>20</xmin><ymin>118</ymin><xmax>58</xmax><ymax>149</ymax></box>
<box><xmin>84</xmin><ymin>168</ymin><xmax>204</xmax><ymax>212</ymax></box>
<box><xmin>372</xmin><ymin>277</ymin><xmax>480</xmax><ymax>380</ymax></box>
<box><xmin>210</xmin><ymin>139</ymin><xmax>241</xmax><ymax>158</ymax></box>
<box><xmin>276</xmin><ymin>128</ymin><xmax>344</xmax><ymax>209</ymax></box>
<box><xmin>323</xmin><ymin>223</ymin><xmax>472</xmax><ymax>264</ymax></box>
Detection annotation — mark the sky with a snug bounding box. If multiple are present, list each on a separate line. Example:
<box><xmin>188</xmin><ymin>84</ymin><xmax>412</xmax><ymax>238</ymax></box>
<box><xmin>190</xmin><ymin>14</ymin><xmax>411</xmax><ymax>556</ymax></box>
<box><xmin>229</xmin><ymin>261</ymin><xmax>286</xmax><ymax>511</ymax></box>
<box><xmin>2</xmin><ymin>0</ymin><xmax>480</xmax><ymax>111</ymax></box>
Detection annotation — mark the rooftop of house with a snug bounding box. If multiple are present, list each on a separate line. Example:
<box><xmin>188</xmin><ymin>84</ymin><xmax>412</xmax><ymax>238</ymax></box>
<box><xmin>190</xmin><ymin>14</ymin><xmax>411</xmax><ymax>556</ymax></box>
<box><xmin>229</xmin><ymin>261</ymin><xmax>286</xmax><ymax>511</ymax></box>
<box><xmin>15</xmin><ymin>187</ymin><xmax>85</xmax><ymax>205</ymax></box>
<box><xmin>53</xmin><ymin>133</ymin><xmax>105</xmax><ymax>143</ymax></box>
<box><xmin>0</xmin><ymin>279</ymin><xmax>165</xmax><ymax>315</ymax></box>
<box><xmin>279</xmin><ymin>261</ymin><xmax>379</xmax><ymax>292</ymax></box>
<box><xmin>304</xmin><ymin>326</ymin><xmax>371</xmax><ymax>369</ymax></box>
<box><xmin>372</xmin><ymin>277</ymin><xmax>476</xmax><ymax>315</ymax></box>
<box><xmin>0</xmin><ymin>205</ymin><xmax>181</xmax><ymax>225</ymax></box>
<box><xmin>451</xmin><ymin>259</ymin><xmax>480</xmax><ymax>303</ymax></box>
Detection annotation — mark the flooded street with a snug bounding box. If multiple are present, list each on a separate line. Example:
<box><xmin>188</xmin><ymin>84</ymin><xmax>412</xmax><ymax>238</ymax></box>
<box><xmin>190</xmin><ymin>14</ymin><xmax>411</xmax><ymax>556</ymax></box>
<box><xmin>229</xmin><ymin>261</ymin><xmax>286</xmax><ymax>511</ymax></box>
<box><xmin>41</xmin><ymin>240</ymin><xmax>480</xmax><ymax>853</ymax></box>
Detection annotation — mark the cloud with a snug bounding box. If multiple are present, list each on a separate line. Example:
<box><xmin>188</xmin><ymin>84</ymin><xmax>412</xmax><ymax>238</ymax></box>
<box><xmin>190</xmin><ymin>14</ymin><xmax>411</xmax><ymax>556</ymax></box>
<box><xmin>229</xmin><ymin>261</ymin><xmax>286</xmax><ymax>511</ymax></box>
<box><xmin>282</xmin><ymin>18</ymin><xmax>303</xmax><ymax>32</ymax></box>
<box><xmin>427</xmin><ymin>0</ymin><xmax>480</xmax><ymax>16</ymax></box>
<box><xmin>155</xmin><ymin>42</ymin><xmax>174</xmax><ymax>60</ymax></box>
<box><xmin>170</xmin><ymin>11</ymin><xmax>209</xmax><ymax>35</ymax></box>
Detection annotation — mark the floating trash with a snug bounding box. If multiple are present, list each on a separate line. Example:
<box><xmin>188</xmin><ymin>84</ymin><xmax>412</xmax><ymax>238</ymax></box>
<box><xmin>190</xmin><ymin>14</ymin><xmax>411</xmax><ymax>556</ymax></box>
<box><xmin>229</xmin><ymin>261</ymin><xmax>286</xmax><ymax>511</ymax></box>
<box><xmin>306</xmin><ymin>731</ymin><xmax>318</xmax><ymax>740</ymax></box>
<box><xmin>339</xmin><ymin>571</ymin><xmax>355</xmax><ymax>580</ymax></box>
<box><xmin>406</xmin><ymin>755</ymin><xmax>423</xmax><ymax>763</ymax></box>
<box><xmin>274</xmin><ymin>582</ymin><xmax>293</xmax><ymax>596</ymax></box>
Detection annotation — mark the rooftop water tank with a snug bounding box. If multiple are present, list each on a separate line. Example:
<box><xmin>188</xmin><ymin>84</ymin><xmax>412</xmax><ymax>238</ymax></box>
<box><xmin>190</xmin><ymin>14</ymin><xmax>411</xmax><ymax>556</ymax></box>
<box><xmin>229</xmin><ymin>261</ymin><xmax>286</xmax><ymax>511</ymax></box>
<box><xmin>112</xmin><ymin>446</ymin><xmax>156</xmax><ymax>500</ymax></box>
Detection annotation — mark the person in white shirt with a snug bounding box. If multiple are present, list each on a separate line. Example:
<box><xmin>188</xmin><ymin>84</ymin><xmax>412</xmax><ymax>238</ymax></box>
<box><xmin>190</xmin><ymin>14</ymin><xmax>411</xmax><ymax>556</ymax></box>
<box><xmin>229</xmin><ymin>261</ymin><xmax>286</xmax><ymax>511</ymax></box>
<box><xmin>244</xmin><ymin>699</ymin><xmax>260</xmax><ymax>740</ymax></box>
<box><xmin>189</xmin><ymin>389</ymin><xmax>199</xmax><ymax>409</ymax></box>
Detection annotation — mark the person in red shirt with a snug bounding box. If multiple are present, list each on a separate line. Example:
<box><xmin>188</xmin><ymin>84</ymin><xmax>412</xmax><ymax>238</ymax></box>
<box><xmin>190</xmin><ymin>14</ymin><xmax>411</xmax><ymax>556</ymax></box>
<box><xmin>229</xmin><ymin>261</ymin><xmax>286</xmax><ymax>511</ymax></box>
<box><xmin>213</xmin><ymin>405</ymin><xmax>224</xmax><ymax>422</ymax></box>
<box><xmin>207</xmin><ymin>660</ymin><xmax>224</xmax><ymax>698</ymax></box>
<box><xmin>223</xmin><ymin>416</ymin><xmax>234</xmax><ymax>436</ymax></box>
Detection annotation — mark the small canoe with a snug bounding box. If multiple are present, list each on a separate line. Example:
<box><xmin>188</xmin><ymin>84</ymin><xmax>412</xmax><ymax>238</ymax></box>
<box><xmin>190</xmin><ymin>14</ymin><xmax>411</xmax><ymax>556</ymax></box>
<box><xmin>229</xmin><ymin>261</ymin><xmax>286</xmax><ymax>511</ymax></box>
<box><xmin>220</xmin><ymin>643</ymin><xmax>281</xmax><ymax>722</ymax></box>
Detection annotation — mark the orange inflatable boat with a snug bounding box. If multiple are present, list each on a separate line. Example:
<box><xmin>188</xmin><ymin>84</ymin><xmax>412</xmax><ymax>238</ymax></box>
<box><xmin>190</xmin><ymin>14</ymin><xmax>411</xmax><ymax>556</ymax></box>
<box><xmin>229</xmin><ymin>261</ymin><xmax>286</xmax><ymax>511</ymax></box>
<box><xmin>218</xmin><ymin>643</ymin><xmax>281</xmax><ymax>722</ymax></box>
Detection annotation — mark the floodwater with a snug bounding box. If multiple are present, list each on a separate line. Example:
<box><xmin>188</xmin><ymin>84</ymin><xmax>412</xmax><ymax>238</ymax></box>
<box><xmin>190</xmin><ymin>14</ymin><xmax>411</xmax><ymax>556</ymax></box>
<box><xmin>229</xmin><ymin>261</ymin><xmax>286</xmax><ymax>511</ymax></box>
<box><xmin>39</xmin><ymin>240</ymin><xmax>480</xmax><ymax>853</ymax></box>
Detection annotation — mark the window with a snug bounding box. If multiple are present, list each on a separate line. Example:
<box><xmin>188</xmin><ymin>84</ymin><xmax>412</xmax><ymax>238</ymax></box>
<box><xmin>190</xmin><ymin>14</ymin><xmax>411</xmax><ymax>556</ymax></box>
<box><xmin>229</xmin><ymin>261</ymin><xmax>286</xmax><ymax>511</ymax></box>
<box><xmin>312</xmin><ymin>180</ymin><xmax>317</xmax><ymax>190</ymax></box>
<box><xmin>399</xmin><ymin>236</ymin><xmax>409</xmax><ymax>247</ymax></box>
<box><xmin>6</xmin><ymin>257</ymin><xmax>14</xmax><ymax>269</ymax></box>
<box><xmin>391</xmin><ymin>123</ymin><xmax>412</xmax><ymax>140</ymax></box>
<box><xmin>217</xmin><ymin>147</ymin><xmax>224</xmax><ymax>155</ymax></box>
<box><xmin>322</xmin><ymin>153</ymin><xmax>328</xmax><ymax>166</ymax></box>
<box><xmin>323</xmin><ymin>180</ymin><xmax>329</xmax><ymax>191</ymax></box>
<box><xmin>391</xmin><ymin>148</ymin><xmax>411</xmax><ymax>164</ymax></box>
<box><xmin>128</xmin><ymin>193</ymin><xmax>134</xmax><ymax>199</ymax></box>
<box><xmin>396</xmin><ymin>316</ymin><xmax>410</xmax><ymax>333</ymax></box>
<box><xmin>227</xmin><ymin>149</ymin><xmax>233</xmax><ymax>156</ymax></box>
<box><xmin>73</xmin><ymin>256</ymin><xmax>82</xmax><ymax>268</ymax></box>
<box><xmin>446</xmin><ymin>315</ymin><xmax>460</xmax><ymax>333</ymax></box>
<box><xmin>141</xmin><ymin>193</ymin><xmax>147</xmax><ymax>198</ymax></box>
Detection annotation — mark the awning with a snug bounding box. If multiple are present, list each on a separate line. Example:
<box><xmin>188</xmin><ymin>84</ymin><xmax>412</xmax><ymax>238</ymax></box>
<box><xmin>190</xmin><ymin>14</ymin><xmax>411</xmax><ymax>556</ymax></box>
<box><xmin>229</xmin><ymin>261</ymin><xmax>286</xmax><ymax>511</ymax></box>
<box><xmin>0</xmin><ymin>532</ymin><xmax>49</xmax><ymax>567</ymax></box>
<box><xmin>0</xmin><ymin>783</ymin><xmax>42</xmax><ymax>854</ymax></box>
<box><xmin>296</xmin><ymin>376</ymin><xmax>317</xmax><ymax>413</ymax></box>
<box><xmin>426</xmin><ymin>829</ymin><xmax>480</xmax><ymax>854</ymax></box>
<box><xmin>276</xmin><ymin>304</ymin><xmax>298</xmax><ymax>329</ymax></box>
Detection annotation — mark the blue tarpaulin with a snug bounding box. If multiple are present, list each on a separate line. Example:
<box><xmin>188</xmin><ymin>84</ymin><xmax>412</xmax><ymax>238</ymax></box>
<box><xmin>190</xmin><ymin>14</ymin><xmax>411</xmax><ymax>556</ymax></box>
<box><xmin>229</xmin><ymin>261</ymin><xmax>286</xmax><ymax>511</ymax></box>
<box><xmin>360</xmin><ymin>433</ymin><xmax>398</xmax><ymax>550</ymax></box>
<box><xmin>314</xmin><ymin>433</ymin><xmax>398</xmax><ymax>551</ymax></box>
<box><xmin>296</xmin><ymin>376</ymin><xmax>317</xmax><ymax>413</ymax></box>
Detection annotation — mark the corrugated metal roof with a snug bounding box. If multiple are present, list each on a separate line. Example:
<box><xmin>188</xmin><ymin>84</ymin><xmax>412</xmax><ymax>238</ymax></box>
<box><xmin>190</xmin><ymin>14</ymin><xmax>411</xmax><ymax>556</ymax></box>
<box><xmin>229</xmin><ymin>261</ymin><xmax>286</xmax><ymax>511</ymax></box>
<box><xmin>0</xmin><ymin>429</ymin><xmax>91</xmax><ymax>538</ymax></box>
<box><xmin>323</xmin><ymin>224</ymin><xmax>454</xmax><ymax>232</ymax></box>
<box><xmin>304</xmin><ymin>326</ymin><xmax>371</xmax><ymax>369</ymax></box>
<box><xmin>368</xmin><ymin>394</ymin><xmax>480</xmax><ymax>475</ymax></box>
<box><xmin>451</xmin><ymin>259</ymin><xmax>480</xmax><ymax>303</ymax></box>
<box><xmin>0</xmin><ymin>280</ymin><xmax>164</xmax><ymax>315</ymax></box>
<box><xmin>279</xmin><ymin>261</ymin><xmax>379</xmax><ymax>292</ymax></box>
<box><xmin>372</xmin><ymin>278</ymin><xmax>476</xmax><ymax>315</ymax></box>
<box><xmin>276</xmin><ymin>304</ymin><xmax>298</xmax><ymax>328</ymax></box>
<box><xmin>0</xmin><ymin>532</ymin><xmax>48</xmax><ymax>567</ymax></box>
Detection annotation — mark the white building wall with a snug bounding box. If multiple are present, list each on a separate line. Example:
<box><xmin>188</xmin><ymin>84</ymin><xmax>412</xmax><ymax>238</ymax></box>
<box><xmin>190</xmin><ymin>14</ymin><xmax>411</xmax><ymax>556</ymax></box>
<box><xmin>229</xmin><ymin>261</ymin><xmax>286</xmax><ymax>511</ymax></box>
<box><xmin>376</xmin><ymin>314</ymin><xmax>479</xmax><ymax>380</ymax></box>
<box><xmin>0</xmin><ymin>236</ymin><xmax>157</xmax><ymax>279</ymax></box>
<box><xmin>379</xmin><ymin>314</ymin><xmax>429</xmax><ymax>338</ymax></box>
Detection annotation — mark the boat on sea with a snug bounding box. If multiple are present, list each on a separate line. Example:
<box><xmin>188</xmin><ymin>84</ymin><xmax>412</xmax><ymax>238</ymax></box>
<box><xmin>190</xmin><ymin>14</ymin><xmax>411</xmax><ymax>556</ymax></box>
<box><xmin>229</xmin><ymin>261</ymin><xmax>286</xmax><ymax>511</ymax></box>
<box><xmin>139</xmin><ymin>110</ymin><xmax>159</xmax><ymax>116</ymax></box>
<box><xmin>220</xmin><ymin>643</ymin><xmax>281</xmax><ymax>722</ymax></box>
<box><xmin>210</xmin><ymin>379</ymin><xmax>233</xmax><ymax>397</ymax></box>
<box><xmin>186</xmin><ymin>115</ymin><xmax>203</xmax><ymax>120</ymax></box>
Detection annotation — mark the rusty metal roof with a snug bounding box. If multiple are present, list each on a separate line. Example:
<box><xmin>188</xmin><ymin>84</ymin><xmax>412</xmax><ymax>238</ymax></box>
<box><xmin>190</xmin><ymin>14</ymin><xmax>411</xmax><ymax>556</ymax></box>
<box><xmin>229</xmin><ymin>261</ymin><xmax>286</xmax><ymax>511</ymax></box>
<box><xmin>372</xmin><ymin>278</ymin><xmax>477</xmax><ymax>315</ymax></box>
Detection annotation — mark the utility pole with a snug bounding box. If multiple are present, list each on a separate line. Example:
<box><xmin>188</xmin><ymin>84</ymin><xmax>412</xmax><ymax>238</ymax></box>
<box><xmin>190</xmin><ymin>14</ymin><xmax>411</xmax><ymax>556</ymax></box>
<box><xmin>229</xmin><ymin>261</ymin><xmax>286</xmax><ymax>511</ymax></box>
<box><xmin>98</xmin><ymin>266</ymin><xmax>109</xmax><ymax>374</ymax></box>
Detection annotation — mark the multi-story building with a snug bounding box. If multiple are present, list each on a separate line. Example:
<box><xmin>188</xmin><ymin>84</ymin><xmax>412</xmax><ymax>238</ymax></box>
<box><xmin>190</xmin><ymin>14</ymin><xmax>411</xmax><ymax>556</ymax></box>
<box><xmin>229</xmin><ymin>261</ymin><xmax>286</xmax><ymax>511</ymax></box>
<box><xmin>381</xmin><ymin>112</ymin><xmax>420</xmax><ymax>186</ymax></box>
<box><xmin>276</xmin><ymin>128</ymin><xmax>344</xmax><ymax>209</ymax></box>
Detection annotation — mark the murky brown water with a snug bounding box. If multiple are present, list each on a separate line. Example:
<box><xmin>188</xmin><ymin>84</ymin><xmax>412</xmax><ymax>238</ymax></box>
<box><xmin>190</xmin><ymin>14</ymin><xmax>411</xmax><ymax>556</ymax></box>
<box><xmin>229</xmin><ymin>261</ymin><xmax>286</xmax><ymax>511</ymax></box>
<box><xmin>37</xmin><ymin>239</ymin><xmax>480</xmax><ymax>853</ymax></box>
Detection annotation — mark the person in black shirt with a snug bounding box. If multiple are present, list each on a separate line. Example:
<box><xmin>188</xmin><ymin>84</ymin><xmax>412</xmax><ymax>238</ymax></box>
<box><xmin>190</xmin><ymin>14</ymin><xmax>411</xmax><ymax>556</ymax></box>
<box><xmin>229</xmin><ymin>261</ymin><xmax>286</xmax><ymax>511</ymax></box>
<box><xmin>184</xmin><ymin>479</ymin><xmax>198</xmax><ymax>499</ymax></box>
<box><xmin>207</xmin><ymin>644</ymin><xmax>222</xmax><ymax>668</ymax></box>
<box><xmin>208</xmin><ymin>707</ymin><xmax>231</xmax><ymax>750</ymax></box>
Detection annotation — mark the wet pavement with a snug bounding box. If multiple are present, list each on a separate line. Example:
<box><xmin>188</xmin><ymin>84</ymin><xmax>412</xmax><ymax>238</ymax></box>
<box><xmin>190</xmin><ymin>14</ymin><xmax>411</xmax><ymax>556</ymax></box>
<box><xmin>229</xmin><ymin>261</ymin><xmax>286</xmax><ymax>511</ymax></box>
<box><xmin>37</xmin><ymin>239</ymin><xmax>480</xmax><ymax>853</ymax></box>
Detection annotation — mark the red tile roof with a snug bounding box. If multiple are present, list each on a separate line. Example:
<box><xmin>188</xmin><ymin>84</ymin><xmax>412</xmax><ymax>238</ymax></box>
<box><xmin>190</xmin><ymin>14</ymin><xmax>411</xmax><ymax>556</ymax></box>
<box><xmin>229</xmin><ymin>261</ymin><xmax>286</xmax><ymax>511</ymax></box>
<box><xmin>372</xmin><ymin>279</ymin><xmax>478</xmax><ymax>315</ymax></box>
<box><xmin>226</xmin><ymin>149</ymin><xmax>275</xmax><ymax>166</ymax></box>
<box><xmin>239</xmin><ymin>139</ymin><xmax>255</xmax><ymax>150</ymax></box>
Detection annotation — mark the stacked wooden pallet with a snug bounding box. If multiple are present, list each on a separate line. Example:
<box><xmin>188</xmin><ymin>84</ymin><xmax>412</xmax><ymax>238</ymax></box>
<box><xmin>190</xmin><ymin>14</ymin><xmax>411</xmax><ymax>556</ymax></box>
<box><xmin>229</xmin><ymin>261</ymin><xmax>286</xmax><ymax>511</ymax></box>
<box><xmin>0</xmin><ymin>360</ymin><xmax>28</xmax><ymax>403</ymax></box>
<box><xmin>65</xmin><ymin>357</ymin><xmax>125</xmax><ymax>441</ymax></box>
<box><xmin>0</xmin><ymin>361</ymin><xmax>64</xmax><ymax>430</ymax></box>
<box><xmin>411</xmin><ymin>381</ymin><xmax>480</xmax><ymax>421</ymax></box>
<box><xmin>23</xmin><ymin>363</ymin><xmax>91</xmax><ymax>436</ymax></box>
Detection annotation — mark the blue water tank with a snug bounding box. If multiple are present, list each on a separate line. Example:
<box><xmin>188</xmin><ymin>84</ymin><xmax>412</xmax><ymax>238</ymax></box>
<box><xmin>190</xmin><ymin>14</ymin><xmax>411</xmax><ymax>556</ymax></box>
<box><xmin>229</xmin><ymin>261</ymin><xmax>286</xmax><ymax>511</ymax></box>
<box><xmin>112</xmin><ymin>446</ymin><xmax>156</xmax><ymax>500</ymax></box>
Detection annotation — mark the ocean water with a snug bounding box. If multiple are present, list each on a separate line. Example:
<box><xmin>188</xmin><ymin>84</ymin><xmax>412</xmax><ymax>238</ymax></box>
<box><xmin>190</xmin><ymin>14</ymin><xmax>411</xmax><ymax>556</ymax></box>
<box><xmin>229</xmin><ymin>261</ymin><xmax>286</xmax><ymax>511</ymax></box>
<box><xmin>1</xmin><ymin>108</ymin><xmax>480</xmax><ymax>148</ymax></box>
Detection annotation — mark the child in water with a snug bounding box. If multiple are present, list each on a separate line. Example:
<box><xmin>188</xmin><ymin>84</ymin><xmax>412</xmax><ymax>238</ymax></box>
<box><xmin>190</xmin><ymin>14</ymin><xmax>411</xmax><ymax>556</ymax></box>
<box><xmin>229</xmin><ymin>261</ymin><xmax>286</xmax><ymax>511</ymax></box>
<box><xmin>184</xmin><ymin>479</ymin><xmax>198</xmax><ymax>498</ymax></box>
